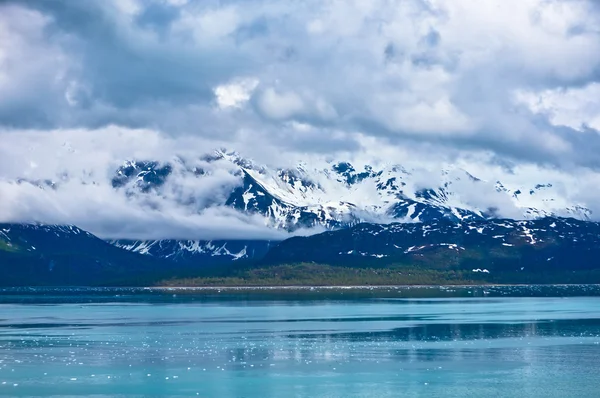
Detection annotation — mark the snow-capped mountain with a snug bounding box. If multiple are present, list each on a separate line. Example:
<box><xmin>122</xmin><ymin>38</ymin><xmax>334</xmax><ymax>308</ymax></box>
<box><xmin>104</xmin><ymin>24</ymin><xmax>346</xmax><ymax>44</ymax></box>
<box><xmin>7</xmin><ymin>148</ymin><xmax>594</xmax><ymax>264</ymax></box>
<box><xmin>0</xmin><ymin>223</ymin><xmax>168</xmax><ymax>286</ymax></box>
<box><xmin>108</xmin><ymin>150</ymin><xmax>592</xmax><ymax>231</ymax></box>
<box><xmin>0</xmin><ymin>223</ymin><xmax>93</xmax><ymax>253</ymax></box>
<box><xmin>95</xmin><ymin>150</ymin><xmax>593</xmax><ymax>262</ymax></box>
<box><xmin>4</xmin><ymin>217</ymin><xmax>600</xmax><ymax>286</ymax></box>
<box><xmin>263</xmin><ymin>217</ymin><xmax>600</xmax><ymax>275</ymax></box>
<box><xmin>111</xmin><ymin>239</ymin><xmax>274</xmax><ymax>265</ymax></box>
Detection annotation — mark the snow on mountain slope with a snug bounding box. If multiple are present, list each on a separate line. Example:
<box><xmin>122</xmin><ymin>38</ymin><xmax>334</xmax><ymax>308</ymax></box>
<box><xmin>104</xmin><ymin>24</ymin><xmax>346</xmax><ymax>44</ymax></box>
<box><xmin>4</xmin><ymin>147</ymin><xmax>598</xmax><ymax>264</ymax></box>
<box><xmin>95</xmin><ymin>150</ymin><xmax>592</xmax><ymax>262</ymax></box>
<box><xmin>4</xmin><ymin>148</ymin><xmax>594</xmax><ymax>243</ymax></box>
<box><xmin>0</xmin><ymin>224</ymin><xmax>93</xmax><ymax>253</ymax></box>
<box><xmin>262</xmin><ymin>217</ymin><xmax>600</xmax><ymax>272</ymax></box>
<box><xmin>108</xmin><ymin>150</ymin><xmax>592</xmax><ymax>229</ymax></box>
<box><xmin>258</xmin><ymin>152</ymin><xmax>592</xmax><ymax>222</ymax></box>
<box><xmin>111</xmin><ymin>239</ymin><xmax>274</xmax><ymax>265</ymax></box>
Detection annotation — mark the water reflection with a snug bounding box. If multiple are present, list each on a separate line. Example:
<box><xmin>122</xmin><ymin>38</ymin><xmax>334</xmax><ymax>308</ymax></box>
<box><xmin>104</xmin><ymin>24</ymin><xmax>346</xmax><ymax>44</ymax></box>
<box><xmin>0</xmin><ymin>290</ymin><xmax>599</xmax><ymax>397</ymax></box>
<box><xmin>293</xmin><ymin>318</ymin><xmax>600</xmax><ymax>341</ymax></box>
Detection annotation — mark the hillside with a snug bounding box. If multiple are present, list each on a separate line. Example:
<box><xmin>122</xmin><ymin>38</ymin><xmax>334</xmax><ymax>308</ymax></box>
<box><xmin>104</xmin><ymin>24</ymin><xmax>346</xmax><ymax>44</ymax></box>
<box><xmin>0</xmin><ymin>224</ymin><xmax>169</xmax><ymax>286</ymax></box>
<box><xmin>3</xmin><ymin>218</ymin><xmax>600</xmax><ymax>286</ymax></box>
<box><xmin>263</xmin><ymin>217</ymin><xmax>600</xmax><ymax>272</ymax></box>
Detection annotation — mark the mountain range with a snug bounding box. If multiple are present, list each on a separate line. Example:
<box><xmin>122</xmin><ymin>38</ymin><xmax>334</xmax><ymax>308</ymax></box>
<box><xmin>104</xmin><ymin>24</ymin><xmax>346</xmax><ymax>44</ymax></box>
<box><xmin>2</xmin><ymin>150</ymin><xmax>600</xmax><ymax>285</ymax></box>
<box><xmin>105</xmin><ymin>150</ymin><xmax>592</xmax><ymax>263</ymax></box>
<box><xmin>109</xmin><ymin>150</ymin><xmax>592</xmax><ymax>230</ymax></box>
<box><xmin>2</xmin><ymin>216</ymin><xmax>600</xmax><ymax>286</ymax></box>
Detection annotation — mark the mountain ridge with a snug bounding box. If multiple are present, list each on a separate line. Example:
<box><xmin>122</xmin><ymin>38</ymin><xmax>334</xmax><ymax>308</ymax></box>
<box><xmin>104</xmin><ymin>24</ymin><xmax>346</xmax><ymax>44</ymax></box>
<box><xmin>2</xmin><ymin>216</ymin><xmax>600</xmax><ymax>286</ymax></box>
<box><xmin>12</xmin><ymin>150</ymin><xmax>593</xmax><ymax>235</ymax></box>
<box><xmin>4</xmin><ymin>150</ymin><xmax>595</xmax><ymax>264</ymax></box>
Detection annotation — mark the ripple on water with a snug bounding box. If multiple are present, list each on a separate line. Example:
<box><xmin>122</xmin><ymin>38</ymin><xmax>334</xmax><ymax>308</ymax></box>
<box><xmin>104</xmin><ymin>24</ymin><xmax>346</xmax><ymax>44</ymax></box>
<box><xmin>0</xmin><ymin>287</ymin><xmax>599</xmax><ymax>397</ymax></box>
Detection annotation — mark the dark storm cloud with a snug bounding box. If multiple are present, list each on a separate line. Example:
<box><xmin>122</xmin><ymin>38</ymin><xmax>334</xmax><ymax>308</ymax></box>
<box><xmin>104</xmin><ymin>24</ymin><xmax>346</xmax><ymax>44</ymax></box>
<box><xmin>0</xmin><ymin>0</ymin><xmax>250</xmax><ymax>133</ymax></box>
<box><xmin>16</xmin><ymin>0</ymin><xmax>222</xmax><ymax>107</ymax></box>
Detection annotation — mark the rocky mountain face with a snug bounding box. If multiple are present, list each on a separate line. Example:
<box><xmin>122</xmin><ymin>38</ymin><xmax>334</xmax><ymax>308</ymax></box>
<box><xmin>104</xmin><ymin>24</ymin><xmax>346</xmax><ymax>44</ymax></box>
<box><xmin>263</xmin><ymin>217</ymin><xmax>600</xmax><ymax>273</ymax></box>
<box><xmin>2</xmin><ymin>217</ymin><xmax>600</xmax><ymax>286</ymax></box>
<box><xmin>0</xmin><ymin>223</ymin><xmax>167</xmax><ymax>286</ymax></box>
<box><xmin>4</xmin><ymin>150</ymin><xmax>596</xmax><ymax>269</ymax></box>
<box><xmin>108</xmin><ymin>151</ymin><xmax>592</xmax><ymax>231</ymax></box>
<box><xmin>110</xmin><ymin>239</ymin><xmax>274</xmax><ymax>265</ymax></box>
<box><xmin>101</xmin><ymin>151</ymin><xmax>592</xmax><ymax>262</ymax></box>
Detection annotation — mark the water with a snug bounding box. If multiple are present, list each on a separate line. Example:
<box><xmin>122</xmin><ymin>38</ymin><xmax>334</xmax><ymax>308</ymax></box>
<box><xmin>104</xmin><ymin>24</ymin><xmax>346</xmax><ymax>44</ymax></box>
<box><xmin>1</xmin><ymin>286</ymin><xmax>600</xmax><ymax>397</ymax></box>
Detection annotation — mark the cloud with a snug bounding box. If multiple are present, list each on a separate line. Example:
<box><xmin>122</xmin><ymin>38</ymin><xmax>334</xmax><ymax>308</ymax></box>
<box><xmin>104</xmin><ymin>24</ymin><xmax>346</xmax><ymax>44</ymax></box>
<box><xmin>0</xmin><ymin>127</ymin><xmax>288</xmax><ymax>240</ymax></box>
<box><xmin>0</xmin><ymin>0</ymin><xmax>598</xmax><ymax>168</ymax></box>
<box><xmin>0</xmin><ymin>177</ymin><xmax>289</xmax><ymax>240</ymax></box>
<box><xmin>515</xmin><ymin>83</ymin><xmax>600</xmax><ymax>132</ymax></box>
<box><xmin>1</xmin><ymin>126</ymin><xmax>600</xmax><ymax>241</ymax></box>
<box><xmin>214</xmin><ymin>78</ymin><xmax>259</xmax><ymax>110</ymax></box>
<box><xmin>2</xmin><ymin>0</ymin><xmax>600</xmax><ymax>237</ymax></box>
<box><xmin>257</xmin><ymin>87</ymin><xmax>306</xmax><ymax>120</ymax></box>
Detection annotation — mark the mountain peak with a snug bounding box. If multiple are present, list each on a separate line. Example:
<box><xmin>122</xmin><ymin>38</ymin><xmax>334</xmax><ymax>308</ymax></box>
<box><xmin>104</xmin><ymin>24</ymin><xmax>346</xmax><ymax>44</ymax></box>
<box><xmin>8</xmin><ymin>150</ymin><xmax>595</xmax><ymax>240</ymax></box>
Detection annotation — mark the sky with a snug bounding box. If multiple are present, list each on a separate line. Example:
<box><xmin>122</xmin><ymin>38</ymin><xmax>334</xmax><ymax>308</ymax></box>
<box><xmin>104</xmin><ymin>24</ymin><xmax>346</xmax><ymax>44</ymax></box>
<box><xmin>1</xmin><ymin>0</ymin><xmax>600</xmax><ymax>239</ymax></box>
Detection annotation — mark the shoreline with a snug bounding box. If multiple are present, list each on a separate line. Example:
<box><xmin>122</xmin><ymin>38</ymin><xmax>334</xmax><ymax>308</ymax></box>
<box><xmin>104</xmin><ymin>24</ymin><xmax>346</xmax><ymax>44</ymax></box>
<box><xmin>2</xmin><ymin>284</ymin><xmax>599</xmax><ymax>291</ymax></box>
<box><xmin>150</xmin><ymin>283</ymin><xmax>600</xmax><ymax>290</ymax></box>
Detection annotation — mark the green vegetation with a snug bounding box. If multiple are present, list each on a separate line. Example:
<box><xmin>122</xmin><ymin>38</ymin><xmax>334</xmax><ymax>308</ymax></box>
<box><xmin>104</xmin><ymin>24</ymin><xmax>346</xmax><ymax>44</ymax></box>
<box><xmin>158</xmin><ymin>263</ymin><xmax>600</xmax><ymax>287</ymax></box>
<box><xmin>0</xmin><ymin>239</ymin><xmax>20</xmax><ymax>253</ymax></box>
<box><xmin>159</xmin><ymin>263</ymin><xmax>488</xmax><ymax>286</ymax></box>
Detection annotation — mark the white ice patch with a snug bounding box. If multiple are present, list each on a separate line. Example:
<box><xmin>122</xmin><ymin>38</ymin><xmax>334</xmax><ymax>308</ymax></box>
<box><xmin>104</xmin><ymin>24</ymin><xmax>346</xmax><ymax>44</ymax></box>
<box><xmin>242</xmin><ymin>185</ymin><xmax>256</xmax><ymax>211</ymax></box>
<box><xmin>467</xmin><ymin>225</ymin><xmax>484</xmax><ymax>234</ymax></box>
<box><xmin>519</xmin><ymin>224</ymin><xmax>537</xmax><ymax>244</ymax></box>
<box><xmin>115</xmin><ymin>240</ymin><xmax>158</xmax><ymax>255</ymax></box>
<box><xmin>404</xmin><ymin>245</ymin><xmax>419</xmax><ymax>253</ymax></box>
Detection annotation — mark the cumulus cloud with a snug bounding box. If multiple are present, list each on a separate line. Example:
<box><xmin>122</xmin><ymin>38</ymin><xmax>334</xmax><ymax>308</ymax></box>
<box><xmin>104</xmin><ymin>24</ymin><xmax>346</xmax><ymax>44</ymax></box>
<box><xmin>0</xmin><ymin>0</ymin><xmax>597</xmax><ymax>165</ymax></box>
<box><xmin>214</xmin><ymin>78</ymin><xmax>259</xmax><ymax>110</ymax></box>
<box><xmin>0</xmin><ymin>177</ymin><xmax>288</xmax><ymax>240</ymax></box>
<box><xmin>257</xmin><ymin>87</ymin><xmax>306</xmax><ymax>120</ymax></box>
<box><xmin>1</xmin><ymin>126</ymin><xmax>600</xmax><ymax>240</ymax></box>
<box><xmin>515</xmin><ymin>83</ymin><xmax>600</xmax><ymax>132</ymax></box>
<box><xmin>0</xmin><ymin>127</ymin><xmax>288</xmax><ymax>240</ymax></box>
<box><xmin>2</xmin><ymin>0</ymin><xmax>600</xmax><ymax>237</ymax></box>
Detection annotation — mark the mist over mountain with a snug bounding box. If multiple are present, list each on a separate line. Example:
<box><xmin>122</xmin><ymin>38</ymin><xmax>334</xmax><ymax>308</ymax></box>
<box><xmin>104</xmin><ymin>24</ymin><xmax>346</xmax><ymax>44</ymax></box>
<box><xmin>2</xmin><ymin>0</ymin><xmax>600</xmax><ymax>283</ymax></box>
<box><xmin>1</xmin><ymin>141</ymin><xmax>595</xmax><ymax>242</ymax></box>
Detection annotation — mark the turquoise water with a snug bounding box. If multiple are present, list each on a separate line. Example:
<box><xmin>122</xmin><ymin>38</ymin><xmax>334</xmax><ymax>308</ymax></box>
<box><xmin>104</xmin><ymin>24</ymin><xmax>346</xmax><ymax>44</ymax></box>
<box><xmin>1</xmin><ymin>286</ymin><xmax>600</xmax><ymax>397</ymax></box>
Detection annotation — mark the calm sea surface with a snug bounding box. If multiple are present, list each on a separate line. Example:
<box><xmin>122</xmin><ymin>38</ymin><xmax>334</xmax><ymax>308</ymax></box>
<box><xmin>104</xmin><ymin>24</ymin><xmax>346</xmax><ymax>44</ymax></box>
<box><xmin>0</xmin><ymin>286</ymin><xmax>599</xmax><ymax>397</ymax></box>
